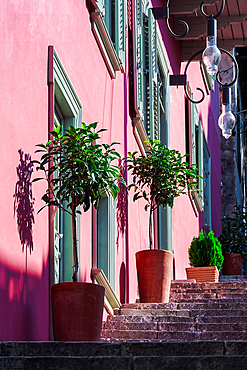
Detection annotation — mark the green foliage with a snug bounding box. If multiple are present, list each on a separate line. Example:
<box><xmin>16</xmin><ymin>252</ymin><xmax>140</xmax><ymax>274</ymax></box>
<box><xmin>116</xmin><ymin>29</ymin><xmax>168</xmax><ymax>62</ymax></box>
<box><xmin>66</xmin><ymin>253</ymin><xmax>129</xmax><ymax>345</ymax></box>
<box><xmin>126</xmin><ymin>139</ymin><xmax>202</xmax><ymax>248</ymax></box>
<box><xmin>218</xmin><ymin>205</ymin><xmax>247</xmax><ymax>259</ymax></box>
<box><xmin>33</xmin><ymin>122</ymin><xmax>122</xmax><ymax>281</ymax></box>
<box><xmin>33</xmin><ymin>122</ymin><xmax>122</xmax><ymax>215</ymax></box>
<box><xmin>188</xmin><ymin>231</ymin><xmax>224</xmax><ymax>271</ymax></box>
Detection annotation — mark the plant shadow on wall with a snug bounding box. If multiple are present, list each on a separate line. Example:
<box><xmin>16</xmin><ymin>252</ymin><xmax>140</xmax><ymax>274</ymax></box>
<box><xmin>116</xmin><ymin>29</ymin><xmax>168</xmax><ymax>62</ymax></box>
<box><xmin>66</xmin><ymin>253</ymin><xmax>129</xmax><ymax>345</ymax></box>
<box><xmin>116</xmin><ymin>158</ymin><xmax>128</xmax><ymax>304</ymax></box>
<box><xmin>13</xmin><ymin>149</ymin><xmax>35</xmax><ymax>253</ymax></box>
<box><xmin>116</xmin><ymin>158</ymin><xmax>127</xmax><ymax>248</ymax></box>
<box><xmin>125</xmin><ymin>140</ymin><xmax>202</xmax><ymax>303</ymax></box>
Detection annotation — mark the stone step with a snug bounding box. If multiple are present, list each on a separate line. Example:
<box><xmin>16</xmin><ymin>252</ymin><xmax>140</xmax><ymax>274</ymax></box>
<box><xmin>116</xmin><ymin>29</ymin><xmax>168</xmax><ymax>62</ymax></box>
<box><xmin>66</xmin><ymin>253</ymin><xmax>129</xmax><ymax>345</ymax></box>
<box><xmin>2</xmin><ymin>354</ymin><xmax>247</xmax><ymax>370</ymax></box>
<box><xmin>2</xmin><ymin>341</ymin><xmax>247</xmax><ymax>370</ymax></box>
<box><xmin>171</xmin><ymin>281</ymin><xmax>247</xmax><ymax>289</ymax></box>
<box><xmin>107</xmin><ymin>314</ymin><xmax>247</xmax><ymax>324</ymax></box>
<box><xmin>114</xmin><ymin>308</ymin><xmax>247</xmax><ymax>318</ymax></box>
<box><xmin>169</xmin><ymin>294</ymin><xmax>247</xmax><ymax>301</ymax></box>
<box><xmin>103</xmin><ymin>320</ymin><xmax>247</xmax><ymax>332</ymax></box>
<box><xmin>101</xmin><ymin>329</ymin><xmax>247</xmax><ymax>342</ymax></box>
<box><xmin>220</xmin><ymin>275</ymin><xmax>247</xmax><ymax>281</ymax></box>
<box><xmin>115</xmin><ymin>301</ymin><xmax>247</xmax><ymax>315</ymax></box>
<box><xmin>170</xmin><ymin>286</ymin><xmax>247</xmax><ymax>293</ymax></box>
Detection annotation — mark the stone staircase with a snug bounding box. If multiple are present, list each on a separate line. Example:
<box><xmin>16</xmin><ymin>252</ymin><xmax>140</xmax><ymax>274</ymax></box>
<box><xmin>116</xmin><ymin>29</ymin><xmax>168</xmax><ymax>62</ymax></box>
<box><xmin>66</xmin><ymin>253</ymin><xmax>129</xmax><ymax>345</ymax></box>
<box><xmin>2</xmin><ymin>341</ymin><xmax>247</xmax><ymax>369</ymax></box>
<box><xmin>2</xmin><ymin>281</ymin><xmax>247</xmax><ymax>369</ymax></box>
<box><xmin>101</xmin><ymin>281</ymin><xmax>247</xmax><ymax>342</ymax></box>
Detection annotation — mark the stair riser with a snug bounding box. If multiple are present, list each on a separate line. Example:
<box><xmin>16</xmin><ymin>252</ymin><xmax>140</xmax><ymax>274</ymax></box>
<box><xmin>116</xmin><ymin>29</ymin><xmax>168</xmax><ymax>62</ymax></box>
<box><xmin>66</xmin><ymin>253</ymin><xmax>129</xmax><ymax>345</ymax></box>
<box><xmin>2</xmin><ymin>355</ymin><xmax>247</xmax><ymax>370</ymax></box>
<box><xmin>101</xmin><ymin>329</ymin><xmax>247</xmax><ymax>341</ymax></box>
<box><xmin>116</xmin><ymin>309</ymin><xmax>247</xmax><ymax>317</ymax></box>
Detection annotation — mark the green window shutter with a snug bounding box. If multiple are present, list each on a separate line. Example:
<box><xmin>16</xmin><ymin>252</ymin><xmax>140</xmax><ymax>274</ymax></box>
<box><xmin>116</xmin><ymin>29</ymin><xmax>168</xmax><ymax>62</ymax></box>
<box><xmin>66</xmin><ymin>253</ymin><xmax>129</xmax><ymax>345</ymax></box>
<box><xmin>54</xmin><ymin>209</ymin><xmax>61</xmax><ymax>284</ymax></box>
<box><xmin>97</xmin><ymin>194</ymin><xmax>116</xmax><ymax>289</ymax></box>
<box><xmin>191</xmin><ymin>102</ymin><xmax>198</xmax><ymax>165</ymax></box>
<box><xmin>147</xmin><ymin>8</ymin><xmax>158</xmax><ymax>140</ymax></box>
<box><xmin>133</xmin><ymin>0</ymin><xmax>144</xmax><ymax>119</ymax></box>
<box><xmin>198</xmin><ymin>120</ymin><xmax>204</xmax><ymax>195</ymax></box>
<box><xmin>203</xmin><ymin>137</ymin><xmax>211</xmax><ymax>229</ymax></box>
<box><xmin>115</xmin><ymin>0</ymin><xmax>125</xmax><ymax>68</ymax></box>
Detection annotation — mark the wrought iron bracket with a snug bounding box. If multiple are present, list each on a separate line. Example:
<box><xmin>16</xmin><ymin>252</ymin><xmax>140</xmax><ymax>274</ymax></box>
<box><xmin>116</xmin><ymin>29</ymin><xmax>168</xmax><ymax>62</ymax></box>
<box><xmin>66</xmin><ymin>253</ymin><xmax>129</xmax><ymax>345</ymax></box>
<box><xmin>152</xmin><ymin>1</ymin><xmax>189</xmax><ymax>38</ymax></box>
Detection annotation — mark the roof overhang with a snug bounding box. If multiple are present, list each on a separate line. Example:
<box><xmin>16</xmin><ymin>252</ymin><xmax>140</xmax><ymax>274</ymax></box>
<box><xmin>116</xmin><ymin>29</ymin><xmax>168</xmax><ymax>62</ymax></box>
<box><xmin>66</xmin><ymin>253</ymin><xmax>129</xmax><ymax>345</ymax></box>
<box><xmin>169</xmin><ymin>0</ymin><xmax>247</xmax><ymax>61</ymax></box>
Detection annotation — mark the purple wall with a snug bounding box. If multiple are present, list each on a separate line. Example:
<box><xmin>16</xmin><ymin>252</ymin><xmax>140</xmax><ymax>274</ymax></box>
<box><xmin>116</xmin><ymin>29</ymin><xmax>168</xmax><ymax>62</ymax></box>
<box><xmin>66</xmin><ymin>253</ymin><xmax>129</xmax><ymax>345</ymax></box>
<box><xmin>0</xmin><ymin>0</ymin><xmax>222</xmax><ymax>339</ymax></box>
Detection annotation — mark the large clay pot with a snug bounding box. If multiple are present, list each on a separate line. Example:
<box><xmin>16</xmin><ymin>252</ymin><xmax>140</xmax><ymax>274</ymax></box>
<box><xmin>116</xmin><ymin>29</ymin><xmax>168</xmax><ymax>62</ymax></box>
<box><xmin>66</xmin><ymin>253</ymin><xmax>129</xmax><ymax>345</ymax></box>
<box><xmin>223</xmin><ymin>253</ymin><xmax>243</xmax><ymax>275</ymax></box>
<box><xmin>136</xmin><ymin>249</ymin><xmax>173</xmax><ymax>303</ymax></box>
<box><xmin>51</xmin><ymin>282</ymin><xmax>105</xmax><ymax>341</ymax></box>
<box><xmin>185</xmin><ymin>266</ymin><xmax>219</xmax><ymax>282</ymax></box>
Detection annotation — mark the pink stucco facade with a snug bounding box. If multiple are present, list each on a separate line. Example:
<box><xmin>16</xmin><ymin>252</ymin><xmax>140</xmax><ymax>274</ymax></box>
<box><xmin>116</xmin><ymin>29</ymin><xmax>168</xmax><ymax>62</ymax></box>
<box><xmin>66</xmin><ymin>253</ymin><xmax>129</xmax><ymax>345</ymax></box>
<box><xmin>0</xmin><ymin>0</ymin><xmax>221</xmax><ymax>340</ymax></box>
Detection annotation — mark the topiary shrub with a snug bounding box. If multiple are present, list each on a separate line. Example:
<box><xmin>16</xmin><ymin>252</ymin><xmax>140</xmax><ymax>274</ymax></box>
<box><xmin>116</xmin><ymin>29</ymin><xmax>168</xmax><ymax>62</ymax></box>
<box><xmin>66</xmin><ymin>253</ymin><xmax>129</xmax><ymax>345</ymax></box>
<box><xmin>188</xmin><ymin>231</ymin><xmax>224</xmax><ymax>271</ymax></box>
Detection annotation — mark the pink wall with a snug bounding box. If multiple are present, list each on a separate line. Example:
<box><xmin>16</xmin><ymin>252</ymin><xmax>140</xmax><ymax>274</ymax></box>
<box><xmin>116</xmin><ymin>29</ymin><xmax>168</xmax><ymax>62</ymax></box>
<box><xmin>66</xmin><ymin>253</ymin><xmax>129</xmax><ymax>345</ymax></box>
<box><xmin>0</xmin><ymin>0</ymin><xmax>222</xmax><ymax>339</ymax></box>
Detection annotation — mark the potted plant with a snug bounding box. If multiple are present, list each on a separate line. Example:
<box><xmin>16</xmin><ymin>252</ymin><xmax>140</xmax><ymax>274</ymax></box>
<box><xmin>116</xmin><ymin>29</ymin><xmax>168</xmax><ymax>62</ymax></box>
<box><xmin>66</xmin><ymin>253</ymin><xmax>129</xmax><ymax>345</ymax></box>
<box><xmin>33</xmin><ymin>122</ymin><xmax>121</xmax><ymax>341</ymax></box>
<box><xmin>219</xmin><ymin>205</ymin><xmax>247</xmax><ymax>275</ymax></box>
<box><xmin>126</xmin><ymin>139</ymin><xmax>201</xmax><ymax>303</ymax></box>
<box><xmin>186</xmin><ymin>230</ymin><xmax>224</xmax><ymax>282</ymax></box>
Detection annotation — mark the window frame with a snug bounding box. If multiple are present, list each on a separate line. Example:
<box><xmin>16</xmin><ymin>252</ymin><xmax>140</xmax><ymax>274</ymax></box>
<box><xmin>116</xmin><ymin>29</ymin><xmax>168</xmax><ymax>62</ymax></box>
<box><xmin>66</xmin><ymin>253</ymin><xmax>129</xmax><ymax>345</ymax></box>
<box><xmin>97</xmin><ymin>192</ymin><xmax>116</xmax><ymax>290</ymax></box>
<box><xmin>52</xmin><ymin>48</ymin><xmax>83</xmax><ymax>283</ymax></box>
<box><xmin>203</xmin><ymin>135</ymin><xmax>212</xmax><ymax>230</ymax></box>
<box><xmin>185</xmin><ymin>88</ymin><xmax>204</xmax><ymax>213</ymax></box>
<box><xmin>132</xmin><ymin>0</ymin><xmax>170</xmax><ymax>150</ymax></box>
<box><xmin>90</xmin><ymin>0</ymin><xmax>125</xmax><ymax>78</ymax></box>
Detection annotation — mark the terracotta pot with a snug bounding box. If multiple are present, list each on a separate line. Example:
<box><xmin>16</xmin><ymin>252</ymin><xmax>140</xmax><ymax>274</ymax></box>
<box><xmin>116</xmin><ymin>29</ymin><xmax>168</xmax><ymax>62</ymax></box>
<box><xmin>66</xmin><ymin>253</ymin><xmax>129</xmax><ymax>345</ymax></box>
<box><xmin>51</xmin><ymin>282</ymin><xmax>105</xmax><ymax>341</ymax></box>
<box><xmin>136</xmin><ymin>249</ymin><xmax>173</xmax><ymax>303</ymax></box>
<box><xmin>185</xmin><ymin>266</ymin><xmax>219</xmax><ymax>282</ymax></box>
<box><xmin>223</xmin><ymin>253</ymin><xmax>243</xmax><ymax>275</ymax></box>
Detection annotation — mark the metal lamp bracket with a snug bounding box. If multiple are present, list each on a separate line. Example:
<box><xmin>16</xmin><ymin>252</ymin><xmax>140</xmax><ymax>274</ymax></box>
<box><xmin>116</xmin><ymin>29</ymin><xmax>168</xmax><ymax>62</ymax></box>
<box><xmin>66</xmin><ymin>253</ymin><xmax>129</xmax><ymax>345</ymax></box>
<box><xmin>152</xmin><ymin>1</ymin><xmax>189</xmax><ymax>38</ymax></box>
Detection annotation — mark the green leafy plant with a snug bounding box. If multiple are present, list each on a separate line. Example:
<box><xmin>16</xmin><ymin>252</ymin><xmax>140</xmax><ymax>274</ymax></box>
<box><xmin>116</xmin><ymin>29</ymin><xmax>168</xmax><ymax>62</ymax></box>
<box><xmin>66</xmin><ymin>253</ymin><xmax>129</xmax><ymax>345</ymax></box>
<box><xmin>126</xmin><ymin>139</ymin><xmax>201</xmax><ymax>249</ymax></box>
<box><xmin>33</xmin><ymin>122</ymin><xmax>122</xmax><ymax>282</ymax></box>
<box><xmin>219</xmin><ymin>205</ymin><xmax>247</xmax><ymax>259</ymax></box>
<box><xmin>188</xmin><ymin>230</ymin><xmax>224</xmax><ymax>271</ymax></box>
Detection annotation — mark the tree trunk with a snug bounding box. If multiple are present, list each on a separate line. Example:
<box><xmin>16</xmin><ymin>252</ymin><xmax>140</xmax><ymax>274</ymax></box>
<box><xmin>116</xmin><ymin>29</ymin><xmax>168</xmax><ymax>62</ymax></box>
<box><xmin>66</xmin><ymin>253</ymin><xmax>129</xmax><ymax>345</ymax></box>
<box><xmin>72</xmin><ymin>195</ymin><xmax>78</xmax><ymax>282</ymax></box>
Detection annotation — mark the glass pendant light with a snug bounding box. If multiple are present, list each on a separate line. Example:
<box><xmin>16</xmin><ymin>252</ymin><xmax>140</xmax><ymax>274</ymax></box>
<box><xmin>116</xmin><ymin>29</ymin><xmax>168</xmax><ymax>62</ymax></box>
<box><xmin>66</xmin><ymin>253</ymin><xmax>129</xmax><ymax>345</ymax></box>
<box><xmin>218</xmin><ymin>87</ymin><xmax>236</xmax><ymax>139</ymax></box>
<box><xmin>202</xmin><ymin>18</ymin><xmax>221</xmax><ymax>76</ymax></box>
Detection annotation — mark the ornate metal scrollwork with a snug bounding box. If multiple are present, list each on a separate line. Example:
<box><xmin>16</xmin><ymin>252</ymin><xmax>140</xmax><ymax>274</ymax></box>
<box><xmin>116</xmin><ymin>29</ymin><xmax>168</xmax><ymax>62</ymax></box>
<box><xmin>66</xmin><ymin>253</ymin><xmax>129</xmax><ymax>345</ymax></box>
<box><xmin>152</xmin><ymin>1</ymin><xmax>189</xmax><ymax>38</ymax></box>
<box><xmin>183</xmin><ymin>47</ymin><xmax>238</xmax><ymax>104</ymax></box>
<box><xmin>184</xmin><ymin>49</ymin><xmax>206</xmax><ymax>104</ymax></box>
<box><xmin>200</xmin><ymin>0</ymin><xmax>225</xmax><ymax>19</ymax></box>
<box><xmin>166</xmin><ymin>0</ymin><xmax>189</xmax><ymax>38</ymax></box>
<box><xmin>216</xmin><ymin>48</ymin><xmax>239</xmax><ymax>87</ymax></box>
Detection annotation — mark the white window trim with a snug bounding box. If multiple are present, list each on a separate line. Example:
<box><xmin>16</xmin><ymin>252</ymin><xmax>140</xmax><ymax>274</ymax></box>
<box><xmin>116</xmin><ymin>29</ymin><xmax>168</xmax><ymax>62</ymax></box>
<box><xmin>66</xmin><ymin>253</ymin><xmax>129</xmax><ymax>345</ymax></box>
<box><xmin>53</xmin><ymin>49</ymin><xmax>82</xmax><ymax>122</ymax></box>
<box><xmin>91</xmin><ymin>12</ymin><xmax>124</xmax><ymax>79</ymax></box>
<box><xmin>53</xmin><ymin>48</ymin><xmax>83</xmax><ymax>282</ymax></box>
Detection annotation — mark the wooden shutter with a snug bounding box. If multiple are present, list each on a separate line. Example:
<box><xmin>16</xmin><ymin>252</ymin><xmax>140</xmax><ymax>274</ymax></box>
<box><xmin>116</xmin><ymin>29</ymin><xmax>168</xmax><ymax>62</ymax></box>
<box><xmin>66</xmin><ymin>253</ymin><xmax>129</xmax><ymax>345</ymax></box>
<box><xmin>191</xmin><ymin>101</ymin><xmax>198</xmax><ymax>165</ymax></box>
<box><xmin>203</xmin><ymin>138</ymin><xmax>211</xmax><ymax>228</ymax></box>
<box><xmin>115</xmin><ymin>0</ymin><xmax>125</xmax><ymax>69</ymax></box>
<box><xmin>198</xmin><ymin>120</ymin><xmax>204</xmax><ymax>196</ymax></box>
<box><xmin>132</xmin><ymin>0</ymin><xmax>144</xmax><ymax>118</ymax></box>
<box><xmin>54</xmin><ymin>209</ymin><xmax>61</xmax><ymax>284</ymax></box>
<box><xmin>147</xmin><ymin>8</ymin><xmax>158</xmax><ymax>139</ymax></box>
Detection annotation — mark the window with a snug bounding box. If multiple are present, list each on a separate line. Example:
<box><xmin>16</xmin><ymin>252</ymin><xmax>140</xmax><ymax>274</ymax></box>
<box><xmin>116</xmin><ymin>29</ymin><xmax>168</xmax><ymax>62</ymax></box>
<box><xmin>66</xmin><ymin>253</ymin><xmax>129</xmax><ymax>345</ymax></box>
<box><xmin>53</xmin><ymin>49</ymin><xmax>82</xmax><ymax>283</ymax></box>
<box><xmin>203</xmin><ymin>136</ymin><xmax>211</xmax><ymax>230</ymax></box>
<box><xmin>185</xmin><ymin>92</ymin><xmax>204</xmax><ymax>212</ymax></box>
<box><xmin>90</xmin><ymin>0</ymin><xmax>125</xmax><ymax>78</ymax></box>
<box><xmin>97</xmin><ymin>193</ymin><xmax>116</xmax><ymax>289</ymax></box>
<box><xmin>133</xmin><ymin>2</ymin><xmax>158</xmax><ymax>142</ymax></box>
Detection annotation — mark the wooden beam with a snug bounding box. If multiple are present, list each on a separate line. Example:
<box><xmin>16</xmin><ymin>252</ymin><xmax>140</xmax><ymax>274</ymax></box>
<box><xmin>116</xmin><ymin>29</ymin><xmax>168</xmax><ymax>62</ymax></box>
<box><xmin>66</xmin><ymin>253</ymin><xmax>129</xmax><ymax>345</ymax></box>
<box><xmin>181</xmin><ymin>39</ymin><xmax>247</xmax><ymax>61</ymax></box>
<box><xmin>169</xmin><ymin>0</ymin><xmax>220</xmax><ymax>15</ymax></box>
<box><xmin>173</xmin><ymin>15</ymin><xmax>247</xmax><ymax>40</ymax></box>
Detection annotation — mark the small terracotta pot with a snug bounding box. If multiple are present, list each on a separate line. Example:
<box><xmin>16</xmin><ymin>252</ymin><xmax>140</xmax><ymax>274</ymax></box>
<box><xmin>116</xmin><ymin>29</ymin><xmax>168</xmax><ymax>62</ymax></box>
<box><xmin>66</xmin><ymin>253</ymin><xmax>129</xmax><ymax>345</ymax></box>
<box><xmin>136</xmin><ymin>249</ymin><xmax>173</xmax><ymax>303</ymax></box>
<box><xmin>185</xmin><ymin>266</ymin><xmax>219</xmax><ymax>282</ymax></box>
<box><xmin>223</xmin><ymin>253</ymin><xmax>243</xmax><ymax>275</ymax></box>
<box><xmin>51</xmin><ymin>282</ymin><xmax>104</xmax><ymax>341</ymax></box>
